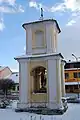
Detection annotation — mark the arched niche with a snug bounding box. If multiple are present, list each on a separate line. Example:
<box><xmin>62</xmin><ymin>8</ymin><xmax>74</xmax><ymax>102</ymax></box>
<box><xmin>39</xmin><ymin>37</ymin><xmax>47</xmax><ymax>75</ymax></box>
<box><xmin>30</xmin><ymin>66</ymin><xmax>47</xmax><ymax>93</ymax></box>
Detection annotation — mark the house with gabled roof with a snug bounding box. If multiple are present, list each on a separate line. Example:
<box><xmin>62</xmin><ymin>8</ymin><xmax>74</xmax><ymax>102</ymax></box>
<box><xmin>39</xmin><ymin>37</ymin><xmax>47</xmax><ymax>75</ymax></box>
<box><xmin>0</xmin><ymin>66</ymin><xmax>12</xmax><ymax>79</ymax></box>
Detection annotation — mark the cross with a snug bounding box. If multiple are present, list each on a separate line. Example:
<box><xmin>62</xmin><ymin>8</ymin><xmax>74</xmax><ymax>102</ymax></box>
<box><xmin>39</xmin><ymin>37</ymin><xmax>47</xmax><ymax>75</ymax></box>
<box><xmin>40</xmin><ymin>8</ymin><xmax>43</xmax><ymax>20</ymax></box>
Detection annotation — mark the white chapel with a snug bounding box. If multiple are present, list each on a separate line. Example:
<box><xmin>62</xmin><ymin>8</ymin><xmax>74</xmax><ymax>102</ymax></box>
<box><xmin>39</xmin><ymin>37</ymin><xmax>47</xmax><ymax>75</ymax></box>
<box><xmin>15</xmin><ymin>15</ymin><xmax>65</xmax><ymax>110</ymax></box>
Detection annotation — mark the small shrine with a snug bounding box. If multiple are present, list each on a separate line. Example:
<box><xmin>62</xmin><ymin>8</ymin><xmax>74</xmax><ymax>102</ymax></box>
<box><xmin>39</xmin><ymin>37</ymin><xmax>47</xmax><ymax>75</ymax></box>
<box><xmin>15</xmin><ymin>9</ymin><xmax>65</xmax><ymax>111</ymax></box>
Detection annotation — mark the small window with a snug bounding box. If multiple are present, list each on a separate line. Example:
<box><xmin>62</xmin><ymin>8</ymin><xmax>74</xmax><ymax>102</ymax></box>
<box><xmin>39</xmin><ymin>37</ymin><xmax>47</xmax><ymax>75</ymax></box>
<box><xmin>74</xmin><ymin>85</ymin><xmax>78</xmax><ymax>89</ymax></box>
<box><xmin>73</xmin><ymin>72</ymin><xmax>77</xmax><ymax>78</ymax></box>
<box><xmin>17</xmin><ymin>86</ymin><xmax>19</xmax><ymax>91</ymax></box>
<box><xmin>65</xmin><ymin>73</ymin><xmax>69</xmax><ymax>79</ymax></box>
<box><xmin>78</xmin><ymin>72</ymin><xmax>80</xmax><ymax>78</ymax></box>
<box><xmin>70</xmin><ymin>64</ymin><xmax>74</xmax><ymax>68</ymax></box>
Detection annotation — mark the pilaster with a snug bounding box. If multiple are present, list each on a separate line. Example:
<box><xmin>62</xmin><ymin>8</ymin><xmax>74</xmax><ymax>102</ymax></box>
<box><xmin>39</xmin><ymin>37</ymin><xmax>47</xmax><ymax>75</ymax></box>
<box><xmin>17</xmin><ymin>60</ymin><xmax>29</xmax><ymax>108</ymax></box>
<box><xmin>61</xmin><ymin>60</ymin><xmax>65</xmax><ymax>97</ymax></box>
<box><xmin>47</xmin><ymin>57</ymin><xmax>62</xmax><ymax>109</ymax></box>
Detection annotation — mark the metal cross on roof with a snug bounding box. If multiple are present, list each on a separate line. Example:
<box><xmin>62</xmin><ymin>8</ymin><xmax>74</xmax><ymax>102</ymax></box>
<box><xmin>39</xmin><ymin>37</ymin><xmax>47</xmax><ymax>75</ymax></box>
<box><xmin>40</xmin><ymin>8</ymin><xmax>43</xmax><ymax>20</ymax></box>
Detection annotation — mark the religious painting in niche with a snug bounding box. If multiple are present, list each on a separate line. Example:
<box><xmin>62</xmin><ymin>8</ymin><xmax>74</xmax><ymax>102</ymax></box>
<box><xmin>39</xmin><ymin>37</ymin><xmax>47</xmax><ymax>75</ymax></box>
<box><xmin>35</xmin><ymin>31</ymin><xmax>44</xmax><ymax>47</ymax></box>
<box><xmin>31</xmin><ymin>66</ymin><xmax>47</xmax><ymax>93</ymax></box>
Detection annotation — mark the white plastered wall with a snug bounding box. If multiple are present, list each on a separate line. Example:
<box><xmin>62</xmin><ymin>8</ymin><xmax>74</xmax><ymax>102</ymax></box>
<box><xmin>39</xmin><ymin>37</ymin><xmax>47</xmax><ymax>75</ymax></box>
<box><xmin>47</xmin><ymin>57</ymin><xmax>62</xmax><ymax>109</ymax></box>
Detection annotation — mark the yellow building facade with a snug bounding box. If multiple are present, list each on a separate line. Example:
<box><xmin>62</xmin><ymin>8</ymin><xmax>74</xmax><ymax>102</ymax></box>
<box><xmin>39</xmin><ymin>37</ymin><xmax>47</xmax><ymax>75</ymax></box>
<box><xmin>65</xmin><ymin>61</ymin><xmax>80</xmax><ymax>93</ymax></box>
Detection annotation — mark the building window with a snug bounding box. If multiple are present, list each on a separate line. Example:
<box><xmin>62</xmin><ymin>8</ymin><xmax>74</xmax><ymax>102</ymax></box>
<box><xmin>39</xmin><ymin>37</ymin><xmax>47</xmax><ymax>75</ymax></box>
<box><xmin>17</xmin><ymin>86</ymin><xmax>19</xmax><ymax>91</ymax></box>
<box><xmin>65</xmin><ymin>73</ymin><xmax>69</xmax><ymax>79</ymax></box>
<box><xmin>74</xmin><ymin>85</ymin><xmax>78</xmax><ymax>89</ymax></box>
<box><xmin>73</xmin><ymin>72</ymin><xmax>77</xmax><ymax>78</ymax></box>
<box><xmin>73</xmin><ymin>72</ymin><xmax>80</xmax><ymax>78</ymax></box>
<box><xmin>78</xmin><ymin>72</ymin><xmax>80</xmax><ymax>78</ymax></box>
<box><xmin>31</xmin><ymin>66</ymin><xmax>47</xmax><ymax>93</ymax></box>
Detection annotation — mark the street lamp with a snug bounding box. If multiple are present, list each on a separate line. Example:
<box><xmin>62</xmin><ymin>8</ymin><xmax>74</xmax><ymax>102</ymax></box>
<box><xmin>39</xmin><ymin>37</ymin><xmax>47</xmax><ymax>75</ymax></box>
<box><xmin>72</xmin><ymin>53</ymin><xmax>79</xmax><ymax>98</ymax></box>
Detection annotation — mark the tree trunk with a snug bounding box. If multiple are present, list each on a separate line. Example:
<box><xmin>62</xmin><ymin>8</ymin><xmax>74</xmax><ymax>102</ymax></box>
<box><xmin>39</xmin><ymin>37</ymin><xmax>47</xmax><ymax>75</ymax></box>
<box><xmin>4</xmin><ymin>90</ymin><xmax>7</xmax><ymax>98</ymax></box>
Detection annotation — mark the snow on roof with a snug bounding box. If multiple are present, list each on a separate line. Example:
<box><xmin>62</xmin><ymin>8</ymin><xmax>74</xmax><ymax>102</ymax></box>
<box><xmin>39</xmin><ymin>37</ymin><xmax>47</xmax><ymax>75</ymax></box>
<box><xmin>15</xmin><ymin>53</ymin><xmax>64</xmax><ymax>60</ymax></box>
<box><xmin>65</xmin><ymin>82</ymin><xmax>80</xmax><ymax>85</ymax></box>
<box><xmin>22</xmin><ymin>19</ymin><xmax>61</xmax><ymax>33</ymax></box>
<box><xmin>9</xmin><ymin>72</ymin><xmax>19</xmax><ymax>83</ymax></box>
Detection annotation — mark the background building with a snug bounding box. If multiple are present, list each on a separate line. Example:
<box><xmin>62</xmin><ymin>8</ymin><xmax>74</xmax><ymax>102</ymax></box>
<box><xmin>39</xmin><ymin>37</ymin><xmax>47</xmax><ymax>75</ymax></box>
<box><xmin>64</xmin><ymin>61</ymin><xmax>80</xmax><ymax>93</ymax></box>
<box><xmin>9</xmin><ymin>72</ymin><xmax>19</xmax><ymax>92</ymax></box>
<box><xmin>0</xmin><ymin>66</ymin><xmax>12</xmax><ymax>79</ymax></box>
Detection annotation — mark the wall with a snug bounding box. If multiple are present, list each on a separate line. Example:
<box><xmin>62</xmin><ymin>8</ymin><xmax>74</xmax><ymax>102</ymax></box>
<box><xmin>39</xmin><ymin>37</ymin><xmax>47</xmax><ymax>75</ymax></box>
<box><xmin>25</xmin><ymin>21</ymin><xmax>58</xmax><ymax>55</ymax></box>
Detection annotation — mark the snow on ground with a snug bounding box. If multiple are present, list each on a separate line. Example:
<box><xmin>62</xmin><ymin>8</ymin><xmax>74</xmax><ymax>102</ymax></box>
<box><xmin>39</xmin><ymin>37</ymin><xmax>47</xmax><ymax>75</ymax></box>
<box><xmin>0</xmin><ymin>102</ymin><xmax>80</xmax><ymax>120</ymax></box>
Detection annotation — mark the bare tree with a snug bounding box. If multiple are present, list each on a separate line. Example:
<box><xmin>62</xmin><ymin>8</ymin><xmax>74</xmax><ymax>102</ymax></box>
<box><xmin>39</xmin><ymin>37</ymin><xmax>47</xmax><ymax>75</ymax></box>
<box><xmin>0</xmin><ymin>79</ymin><xmax>15</xmax><ymax>96</ymax></box>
